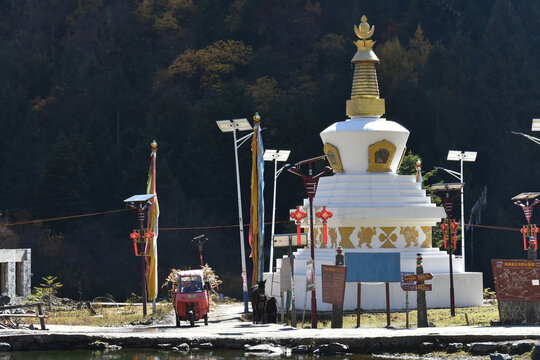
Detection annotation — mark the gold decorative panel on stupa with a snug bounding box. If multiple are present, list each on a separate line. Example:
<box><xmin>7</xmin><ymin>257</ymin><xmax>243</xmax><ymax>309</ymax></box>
<box><xmin>367</xmin><ymin>140</ymin><xmax>396</xmax><ymax>172</ymax></box>
<box><xmin>323</xmin><ymin>143</ymin><xmax>343</xmax><ymax>173</ymax></box>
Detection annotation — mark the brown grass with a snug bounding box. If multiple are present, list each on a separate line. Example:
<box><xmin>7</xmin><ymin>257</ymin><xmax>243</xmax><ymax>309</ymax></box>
<box><xmin>12</xmin><ymin>303</ymin><xmax>172</xmax><ymax>327</ymax></box>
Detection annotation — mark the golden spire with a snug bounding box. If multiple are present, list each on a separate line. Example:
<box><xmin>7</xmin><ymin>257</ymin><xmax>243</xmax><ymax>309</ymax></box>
<box><xmin>346</xmin><ymin>15</ymin><xmax>385</xmax><ymax>117</ymax></box>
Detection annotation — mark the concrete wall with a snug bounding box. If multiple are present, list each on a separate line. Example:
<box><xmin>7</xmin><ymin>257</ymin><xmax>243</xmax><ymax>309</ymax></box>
<box><xmin>0</xmin><ymin>249</ymin><xmax>31</xmax><ymax>303</ymax></box>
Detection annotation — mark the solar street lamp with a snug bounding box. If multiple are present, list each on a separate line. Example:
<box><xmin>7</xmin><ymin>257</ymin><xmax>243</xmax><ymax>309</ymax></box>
<box><xmin>430</xmin><ymin>183</ymin><xmax>464</xmax><ymax>317</ymax></box>
<box><xmin>216</xmin><ymin>118</ymin><xmax>253</xmax><ymax>313</ymax></box>
<box><xmin>511</xmin><ymin>192</ymin><xmax>540</xmax><ymax>259</ymax></box>
<box><xmin>124</xmin><ymin>193</ymin><xmax>156</xmax><ymax>317</ymax></box>
<box><xmin>288</xmin><ymin>155</ymin><xmax>332</xmax><ymax>328</ymax></box>
<box><xmin>263</xmin><ymin>149</ymin><xmax>291</xmax><ymax>273</ymax></box>
<box><xmin>192</xmin><ymin>234</ymin><xmax>209</xmax><ymax>268</ymax></box>
<box><xmin>436</xmin><ymin>150</ymin><xmax>477</xmax><ymax>270</ymax></box>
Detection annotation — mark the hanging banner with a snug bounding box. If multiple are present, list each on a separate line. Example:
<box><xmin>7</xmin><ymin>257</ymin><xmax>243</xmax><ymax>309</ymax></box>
<box><xmin>280</xmin><ymin>257</ymin><xmax>292</xmax><ymax>293</ymax></box>
<box><xmin>306</xmin><ymin>260</ymin><xmax>315</xmax><ymax>291</ymax></box>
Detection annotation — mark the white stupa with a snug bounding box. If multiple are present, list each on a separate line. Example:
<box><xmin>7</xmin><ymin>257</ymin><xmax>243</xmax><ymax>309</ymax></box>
<box><xmin>264</xmin><ymin>16</ymin><xmax>483</xmax><ymax>311</ymax></box>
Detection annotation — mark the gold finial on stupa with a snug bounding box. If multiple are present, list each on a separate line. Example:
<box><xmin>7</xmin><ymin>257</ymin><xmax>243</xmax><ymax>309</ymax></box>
<box><xmin>354</xmin><ymin>15</ymin><xmax>375</xmax><ymax>50</ymax></box>
<box><xmin>346</xmin><ymin>15</ymin><xmax>385</xmax><ymax>118</ymax></box>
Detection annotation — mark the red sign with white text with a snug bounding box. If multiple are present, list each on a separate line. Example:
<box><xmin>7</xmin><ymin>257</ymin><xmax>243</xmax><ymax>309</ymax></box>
<box><xmin>491</xmin><ymin>259</ymin><xmax>540</xmax><ymax>302</ymax></box>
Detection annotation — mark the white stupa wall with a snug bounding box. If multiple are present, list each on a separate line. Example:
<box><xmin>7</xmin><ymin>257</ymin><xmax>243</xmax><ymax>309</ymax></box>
<box><xmin>265</xmin><ymin>268</ymin><xmax>483</xmax><ymax>311</ymax></box>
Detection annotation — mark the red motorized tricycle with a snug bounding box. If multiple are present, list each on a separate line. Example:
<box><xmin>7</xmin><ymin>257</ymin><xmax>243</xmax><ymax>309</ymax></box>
<box><xmin>173</xmin><ymin>269</ymin><xmax>209</xmax><ymax>327</ymax></box>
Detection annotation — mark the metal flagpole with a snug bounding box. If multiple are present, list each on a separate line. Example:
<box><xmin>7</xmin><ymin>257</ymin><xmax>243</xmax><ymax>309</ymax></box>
<box><xmin>460</xmin><ymin>157</ymin><xmax>465</xmax><ymax>269</ymax></box>
<box><xmin>269</xmin><ymin>159</ymin><xmax>278</xmax><ymax>272</ymax></box>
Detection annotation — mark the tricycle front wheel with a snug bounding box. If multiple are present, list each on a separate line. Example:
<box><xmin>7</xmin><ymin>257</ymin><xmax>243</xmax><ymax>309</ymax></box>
<box><xmin>176</xmin><ymin>315</ymin><xmax>180</xmax><ymax>327</ymax></box>
<box><xmin>203</xmin><ymin>314</ymin><xmax>208</xmax><ymax>326</ymax></box>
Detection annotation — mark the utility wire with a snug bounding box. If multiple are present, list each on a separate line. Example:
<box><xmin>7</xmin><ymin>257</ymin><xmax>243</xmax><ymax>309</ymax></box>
<box><xmin>0</xmin><ymin>209</ymin><xmax>522</xmax><ymax>233</ymax></box>
<box><xmin>0</xmin><ymin>209</ymin><xmax>131</xmax><ymax>227</ymax></box>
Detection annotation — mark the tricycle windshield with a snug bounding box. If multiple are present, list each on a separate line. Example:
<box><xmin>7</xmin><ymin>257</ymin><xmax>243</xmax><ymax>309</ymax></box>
<box><xmin>179</xmin><ymin>275</ymin><xmax>203</xmax><ymax>293</ymax></box>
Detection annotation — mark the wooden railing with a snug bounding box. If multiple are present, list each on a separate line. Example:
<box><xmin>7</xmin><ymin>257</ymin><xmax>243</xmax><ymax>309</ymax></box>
<box><xmin>0</xmin><ymin>303</ymin><xmax>47</xmax><ymax>330</ymax></box>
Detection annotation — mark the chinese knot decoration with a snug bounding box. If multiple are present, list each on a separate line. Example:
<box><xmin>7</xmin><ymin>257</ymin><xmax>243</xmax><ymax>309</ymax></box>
<box><xmin>130</xmin><ymin>230</ymin><xmax>141</xmax><ymax>256</ymax></box>
<box><xmin>316</xmin><ymin>206</ymin><xmax>333</xmax><ymax>244</ymax></box>
<box><xmin>520</xmin><ymin>225</ymin><xmax>539</xmax><ymax>250</ymax></box>
<box><xmin>440</xmin><ymin>219</ymin><xmax>459</xmax><ymax>249</ymax></box>
<box><xmin>290</xmin><ymin>206</ymin><xmax>307</xmax><ymax>245</ymax></box>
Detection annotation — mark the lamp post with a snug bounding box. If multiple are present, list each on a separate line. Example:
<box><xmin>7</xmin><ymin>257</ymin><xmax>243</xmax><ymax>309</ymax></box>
<box><xmin>430</xmin><ymin>182</ymin><xmax>464</xmax><ymax>317</ymax></box>
<box><xmin>511</xmin><ymin>118</ymin><xmax>540</xmax><ymax>148</ymax></box>
<box><xmin>124</xmin><ymin>194</ymin><xmax>156</xmax><ymax>318</ymax></box>
<box><xmin>192</xmin><ymin>234</ymin><xmax>209</xmax><ymax>268</ymax></box>
<box><xmin>440</xmin><ymin>150</ymin><xmax>477</xmax><ymax>270</ymax></box>
<box><xmin>216</xmin><ymin>118</ymin><xmax>253</xmax><ymax>313</ymax></box>
<box><xmin>263</xmin><ymin>149</ymin><xmax>291</xmax><ymax>273</ymax></box>
<box><xmin>288</xmin><ymin>155</ymin><xmax>332</xmax><ymax>328</ymax></box>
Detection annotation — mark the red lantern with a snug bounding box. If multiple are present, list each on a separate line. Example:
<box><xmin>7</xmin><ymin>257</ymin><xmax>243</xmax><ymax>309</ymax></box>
<box><xmin>316</xmin><ymin>206</ymin><xmax>333</xmax><ymax>244</ymax></box>
<box><xmin>450</xmin><ymin>220</ymin><xmax>459</xmax><ymax>248</ymax></box>
<box><xmin>290</xmin><ymin>206</ymin><xmax>307</xmax><ymax>245</ymax></box>
<box><xmin>440</xmin><ymin>221</ymin><xmax>448</xmax><ymax>248</ymax></box>
<box><xmin>130</xmin><ymin>230</ymin><xmax>141</xmax><ymax>256</ymax></box>
<box><xmin>521</xmin><ymin>225</ymin><xmax>529</xmax><ymax>250</ymax></box>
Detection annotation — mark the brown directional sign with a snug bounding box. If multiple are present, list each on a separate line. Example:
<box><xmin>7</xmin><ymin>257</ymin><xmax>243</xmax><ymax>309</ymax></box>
<box><xmin>401</xmin><ymin>283</ymin><xmax>432</xmax><ymax>291</ymax></box>
<box><xmin>403</xmin><ymin>273</ymin><xmax>433</xmax><ymax>282</ymax></box>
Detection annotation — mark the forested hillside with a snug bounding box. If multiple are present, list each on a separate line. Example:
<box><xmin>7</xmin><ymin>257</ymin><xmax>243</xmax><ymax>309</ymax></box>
<box><xmin>1</xmin><ymin>0</ymin><xmax>539</xmax><ymax>300</ymax></box>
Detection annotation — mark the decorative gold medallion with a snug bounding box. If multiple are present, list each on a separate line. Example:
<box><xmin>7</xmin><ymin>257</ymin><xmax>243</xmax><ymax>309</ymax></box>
<box><xmin>367</xmin><ymin>140</ymin><xmax>396</xmax><ymax>172</ymax></box>
<box><xmin>400</xmin><ymin>226</ymin><xmax>419</xmax><ymax>247</ymax></box>
<box><xmin>323</xmin><ymin>143</ymin><xmax>344</xmax><ymax>173</ymax></box>
<box><xmin>357</xmin><ymin>227</ymin><xmax>377</xmax><ymax>248</ymax></box>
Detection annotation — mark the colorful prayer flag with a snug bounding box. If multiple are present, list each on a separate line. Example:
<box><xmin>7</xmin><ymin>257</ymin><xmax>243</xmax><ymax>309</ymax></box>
<box><xmin>249</xmin><ymin>113</ymin><xmax>265</xmax><ymax>285</ymax></box>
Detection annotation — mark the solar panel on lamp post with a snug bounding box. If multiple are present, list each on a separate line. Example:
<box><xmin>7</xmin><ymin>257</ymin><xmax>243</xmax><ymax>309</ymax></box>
<box><xmin>216</xmin><ymin>118</ymin><xmax>253</xmax><ymax>313</ymax></box>
<box><xmin>510</xmin><ymin>119</ymin><xmax>540</xmax><ymax>146</ymax></box>
<box><xmin>263</xmin><ymin>149</ymin><xmax>291</xmax><ymax>274</ymax></box>
<box><xmin>444</xmin><ymin>150</ymin><xmax>477</xmax><ymax>271</ymax></box>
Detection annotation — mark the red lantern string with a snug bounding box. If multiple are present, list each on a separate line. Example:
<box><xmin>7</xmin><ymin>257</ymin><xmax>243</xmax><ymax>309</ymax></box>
<box><xmin>316</xmin><ymin>206</ymin><xmax>333</xmax><ymax>244</ymax></box>
<box><xmin>290</xmin><ymin>206</ymin><xmax>307</xmax><ymax>245</ymax></box>
<box><xmin>521</xmin><ymin>226</ymin><xmax>529</xmax><ymax>250</ymax></box>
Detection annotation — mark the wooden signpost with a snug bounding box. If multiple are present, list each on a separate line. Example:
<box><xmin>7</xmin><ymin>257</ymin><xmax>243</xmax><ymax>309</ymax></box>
<box><xmin>403</xmin><ymin>273</ymin><xmax>433</xmax><ymax>283</ymax></box>
<box><xmin>401</xmin><ymin>255</ymin><xmax>432</xmax><ymax>328</ymax></box>
<box><xmin>401</xmin><ymin>283</ymin><xmax>432</xmax><ymax>291</ymax></box>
